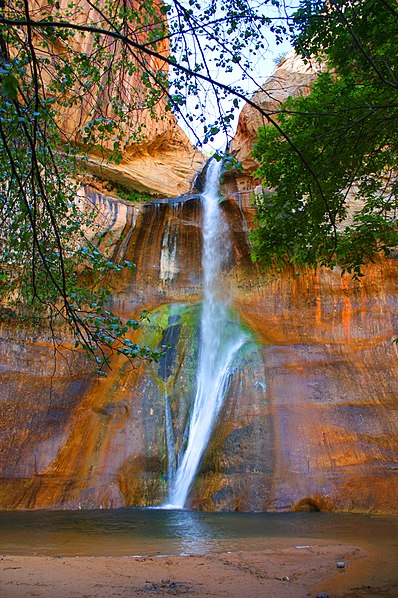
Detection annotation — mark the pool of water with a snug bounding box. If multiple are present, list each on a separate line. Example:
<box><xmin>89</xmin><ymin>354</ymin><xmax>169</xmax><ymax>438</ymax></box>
<box><xmin>1</xmin><ymin>509</ymin><xmax>398</xmax><ymax>558</ymax></box>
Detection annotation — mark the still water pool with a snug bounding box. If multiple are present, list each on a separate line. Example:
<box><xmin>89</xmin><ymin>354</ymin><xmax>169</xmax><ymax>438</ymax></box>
<box><xmin>0</xmin><ymin>509</ymin><xmax>398</xmax><ymax>558</ymax></box>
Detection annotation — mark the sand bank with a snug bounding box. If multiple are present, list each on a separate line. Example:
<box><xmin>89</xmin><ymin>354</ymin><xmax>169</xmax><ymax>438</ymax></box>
<box><xmin>2</xmin><ymin>539</ymin><xmax>397</xmax><ymax>597</ymax></box>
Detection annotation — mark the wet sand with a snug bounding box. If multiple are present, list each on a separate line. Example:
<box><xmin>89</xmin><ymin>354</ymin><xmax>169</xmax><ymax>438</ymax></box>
<box><xmin>1</xmin><ymin>540</ymin><xmax>397</xmax><ymax>598</ymax></box>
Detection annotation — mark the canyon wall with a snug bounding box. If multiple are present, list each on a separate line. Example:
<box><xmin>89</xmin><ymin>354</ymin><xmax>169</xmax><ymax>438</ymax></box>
<box><xmin>1</xmin><ymin>192</ymin><xmax>397</xmax><ymax>513</ymax></box>
<box><xmin>29</xmin><ymin>0</ymin><xmax>203</xmax><ymax>195</ymax></box>
<box><xmin>1</xmin><ymin>46</ymin><xmax>397</xmax><ymax>514</ymax></box>
<box><xmin>227</xmin><ymin>50</ymin><xmax>323</xmax><ymax>192</ymax></box>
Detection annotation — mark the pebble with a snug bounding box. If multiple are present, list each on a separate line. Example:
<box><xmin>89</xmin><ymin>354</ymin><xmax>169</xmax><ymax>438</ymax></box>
<box><xmin>336</xmin><ymin>561</ymin><xmax>346</xmax><ymax>569</ymax></box>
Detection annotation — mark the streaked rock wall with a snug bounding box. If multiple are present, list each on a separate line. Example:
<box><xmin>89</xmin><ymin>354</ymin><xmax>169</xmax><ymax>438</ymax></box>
<box><xmin>1</xmin><ymin>193</ymin><xmax>397</xmax><ymax>513</ymax></box>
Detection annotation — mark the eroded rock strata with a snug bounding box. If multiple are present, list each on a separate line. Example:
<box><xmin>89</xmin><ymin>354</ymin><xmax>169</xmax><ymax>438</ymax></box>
<box><xmin>30</xmin><ymin>0</ymin><xmax>204</xmax><ymax>196</ymax></box>
<box><xmin>1</xmin><ymin>191</ymin><xmax>397</xmax><ymax>513</ymax></box>
<box><xmin>228</xmin><ymin>50</ymin><xmax>323</xmax><ymax>192</ymax></box>
<box><xmin>1</xmin><ymin>41</ymin><xmax>397</xmax><ymax>513</ymax></box>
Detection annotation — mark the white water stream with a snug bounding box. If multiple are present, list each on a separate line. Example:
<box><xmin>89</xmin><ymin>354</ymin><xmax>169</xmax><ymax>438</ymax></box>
<box><xmin>166</xmin><ymin>159</ymin><xmax>247</xmax><ymax>508</ymax></box>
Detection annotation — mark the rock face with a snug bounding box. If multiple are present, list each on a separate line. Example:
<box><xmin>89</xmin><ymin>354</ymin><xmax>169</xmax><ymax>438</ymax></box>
<box><xmin>1</xmin><ymin>40</ymin><xmax>397</xmax><ymax>514</ymax></box>
<box><xmin>1</xmin><ymin>192</ymin><xmax>398</xmax><ymax>513</ymax></box>
<box><xmin>32</xmin><ymin>0</ymin><xmax>204</xmax><ymax>195</ymax></box>
<box><xmin>228</xmin><ymin>50</ymin><xmax>323</xmax><ymax>192</ymax></box>
<box><xmin>85</xmin><ymin>128</ymin><xmax>204</xmax><ymax>197</ymax></box>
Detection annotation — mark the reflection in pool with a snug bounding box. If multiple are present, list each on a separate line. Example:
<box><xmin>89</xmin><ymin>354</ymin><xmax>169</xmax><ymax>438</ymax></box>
<box><xmin>0</xmin><ymin>508</ymin><xmax>398</xmax><ymax>559</ymax></box>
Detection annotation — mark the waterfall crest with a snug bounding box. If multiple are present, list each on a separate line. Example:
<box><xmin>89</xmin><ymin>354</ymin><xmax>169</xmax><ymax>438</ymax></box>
<box><xmin>165</xmin><ymin>159</ymin><xmax>248</xmax><ymax>509</ymax></box>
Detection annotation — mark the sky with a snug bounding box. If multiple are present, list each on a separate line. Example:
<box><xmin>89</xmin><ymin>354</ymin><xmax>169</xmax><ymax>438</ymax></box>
<box><xmin>168</xmin><ymin>1</ymin><xmax>296</xmax><ymax>152</ymax></box>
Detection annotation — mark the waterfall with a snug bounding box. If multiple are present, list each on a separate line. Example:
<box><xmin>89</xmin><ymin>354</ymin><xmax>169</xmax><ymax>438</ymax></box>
<box><xmin>166</xmin><ymin>158</ymin><xmax>247</xmax><ymax>508</ymax></box>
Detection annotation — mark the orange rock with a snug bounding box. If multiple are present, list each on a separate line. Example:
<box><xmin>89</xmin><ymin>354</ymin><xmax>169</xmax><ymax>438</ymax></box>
<box><xmin>27</xmin><ymin>0</ymin><xmax>204</xmax><ymax>195</ymax></box>
<box><xmin>1</xmin><ymin>192</ymin><xmax>398</xmax><ymax>513</ymax></box>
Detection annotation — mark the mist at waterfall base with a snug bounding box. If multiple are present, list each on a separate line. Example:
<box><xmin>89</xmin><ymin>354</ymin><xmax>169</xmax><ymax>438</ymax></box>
<box><xmin>162</xmin><ymin>159</ymin><xmax>248</xmax><ymax>509</ymax></box>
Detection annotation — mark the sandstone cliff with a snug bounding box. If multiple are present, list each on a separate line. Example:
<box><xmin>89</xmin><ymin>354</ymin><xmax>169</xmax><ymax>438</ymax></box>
<box><xmin>1</xmin><ymin>191</ymin><xmax>397</xmax><ymax>514</ymax></box>
<box><xmin>229</xmin><ymin>50</ymin><xmax>323</xmax><ymax>192</ymax></box>
<box><xmin>30</xmin><ymin>0</ymin><xmax>203</xmax><ymax>195</ymax></box>
<box><xmin>1</xmin><ymin>33</ymin><xmax>397</xmax><ymax>514</ymax></box>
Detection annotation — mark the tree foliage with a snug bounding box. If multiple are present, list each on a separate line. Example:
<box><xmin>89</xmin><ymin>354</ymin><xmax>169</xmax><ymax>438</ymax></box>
<box><xmin>7</xmin><ymin>0</ymin><xmax>392</xmax><ymax>364</ymax></box>
<box><xmin>0</xmin><ymin>0</ymin><xmax>292</xmax><ymax>366</ymax></box>
<box><xmin>251</xmin><ymin>0</ymin><xmax>398</xmax><ymax>278</ymax></box>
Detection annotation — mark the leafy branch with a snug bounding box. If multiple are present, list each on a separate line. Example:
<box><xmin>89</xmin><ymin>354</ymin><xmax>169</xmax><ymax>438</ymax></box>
<box><xmin>252</xmin><ymin>0</ymin><xmax>398</xmax><ymax>279</ymax></box>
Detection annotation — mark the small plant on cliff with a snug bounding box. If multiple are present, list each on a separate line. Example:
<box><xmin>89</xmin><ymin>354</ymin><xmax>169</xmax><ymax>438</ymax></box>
<box><xmin>251</xmin><ymin>0</ymin><xmax>398</xmax><ymax>278</ymax></box>
<box><xmin>112</xmin><ymin>184</ymin><xmax>152</xmax><ymax>204</ymax></box>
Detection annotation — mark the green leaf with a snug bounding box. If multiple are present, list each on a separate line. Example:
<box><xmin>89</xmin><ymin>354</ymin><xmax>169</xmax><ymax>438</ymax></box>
<box><xmin>1</xmin><ymin>75</ymin><xmax>18</xmax><ymax>100</ymax></box>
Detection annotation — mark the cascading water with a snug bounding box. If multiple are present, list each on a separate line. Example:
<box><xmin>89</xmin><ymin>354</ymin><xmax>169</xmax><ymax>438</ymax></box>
<box><xmin>166</xmin><ymin>158</ymin><xmax>248</xmax><ymax>508</ymax></box>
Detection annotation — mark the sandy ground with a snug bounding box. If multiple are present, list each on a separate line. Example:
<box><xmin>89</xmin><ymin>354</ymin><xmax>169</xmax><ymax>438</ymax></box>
<box><xmin>2</xmin><ymin>540</ymin><xmax>397</xmax><ymax>598</ymax></box>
